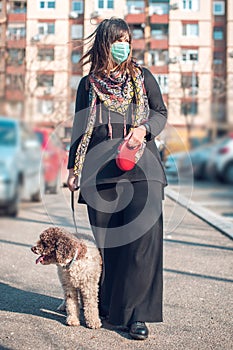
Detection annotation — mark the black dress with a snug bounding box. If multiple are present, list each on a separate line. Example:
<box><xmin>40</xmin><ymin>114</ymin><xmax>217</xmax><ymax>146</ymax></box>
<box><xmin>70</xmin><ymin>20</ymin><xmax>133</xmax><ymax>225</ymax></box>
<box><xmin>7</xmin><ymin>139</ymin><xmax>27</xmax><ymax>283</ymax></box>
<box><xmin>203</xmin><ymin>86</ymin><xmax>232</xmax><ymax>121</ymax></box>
<box><xmin>68</xmin><ymin>67</ymin><xmax>167</xmax><ymax>326</ymax></box>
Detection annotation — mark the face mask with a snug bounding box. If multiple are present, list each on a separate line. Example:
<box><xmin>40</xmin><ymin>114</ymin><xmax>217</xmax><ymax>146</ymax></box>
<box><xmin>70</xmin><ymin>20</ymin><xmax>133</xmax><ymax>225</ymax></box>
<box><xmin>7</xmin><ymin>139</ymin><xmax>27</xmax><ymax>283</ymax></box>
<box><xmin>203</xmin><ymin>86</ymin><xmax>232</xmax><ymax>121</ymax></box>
<box><xmin>111</xmin><ymin>42</ymin><xmax>130</xmax><ymax>64</ymax></box>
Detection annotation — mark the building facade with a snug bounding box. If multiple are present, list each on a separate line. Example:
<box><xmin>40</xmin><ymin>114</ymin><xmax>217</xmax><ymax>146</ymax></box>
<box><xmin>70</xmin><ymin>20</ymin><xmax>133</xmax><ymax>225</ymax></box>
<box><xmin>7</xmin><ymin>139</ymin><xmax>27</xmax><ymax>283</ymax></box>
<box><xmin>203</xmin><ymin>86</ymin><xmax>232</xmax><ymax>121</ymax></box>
<box><xmin>0</xmin><ymin>0</ymin><xmax>232</xmax><ymax>148</ymax></box>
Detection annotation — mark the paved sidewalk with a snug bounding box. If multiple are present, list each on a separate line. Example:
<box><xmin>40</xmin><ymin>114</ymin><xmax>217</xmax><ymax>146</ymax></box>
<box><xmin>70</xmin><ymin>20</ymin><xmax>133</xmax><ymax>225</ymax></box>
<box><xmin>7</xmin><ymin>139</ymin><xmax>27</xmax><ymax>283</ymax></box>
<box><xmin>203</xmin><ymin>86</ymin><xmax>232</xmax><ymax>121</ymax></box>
<box><xmin>0</xmin><ymin>194</ymin><xmax>233</xmax><ymax>350</ymax></box>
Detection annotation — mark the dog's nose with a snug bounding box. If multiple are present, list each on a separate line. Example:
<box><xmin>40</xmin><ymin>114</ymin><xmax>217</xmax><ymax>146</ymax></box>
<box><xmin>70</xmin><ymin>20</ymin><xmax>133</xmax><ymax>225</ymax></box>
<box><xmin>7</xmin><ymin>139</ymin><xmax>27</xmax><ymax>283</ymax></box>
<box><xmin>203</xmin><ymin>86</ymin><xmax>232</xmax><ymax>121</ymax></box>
<box><xmin>31</xmin><ymin>246</ymin><xmax>37</xmax><ymax>253</ymax></box>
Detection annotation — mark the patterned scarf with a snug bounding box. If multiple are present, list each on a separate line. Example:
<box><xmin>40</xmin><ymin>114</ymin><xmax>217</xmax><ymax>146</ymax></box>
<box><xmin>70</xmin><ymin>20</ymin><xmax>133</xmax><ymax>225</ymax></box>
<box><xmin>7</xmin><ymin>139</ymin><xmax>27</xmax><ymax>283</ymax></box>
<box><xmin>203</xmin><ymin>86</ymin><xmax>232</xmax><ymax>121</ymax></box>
<box><xmin>73</xmin><ymin>62</ymin><xmax>149</xmax><ymax>177</ymax></box>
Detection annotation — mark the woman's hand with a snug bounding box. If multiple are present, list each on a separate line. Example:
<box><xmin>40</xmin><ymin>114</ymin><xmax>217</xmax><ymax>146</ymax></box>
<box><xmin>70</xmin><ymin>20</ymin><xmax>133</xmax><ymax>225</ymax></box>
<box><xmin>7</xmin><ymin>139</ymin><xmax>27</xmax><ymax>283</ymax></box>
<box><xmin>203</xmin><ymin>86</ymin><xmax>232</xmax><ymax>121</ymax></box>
<box><xmin>67</xmin><ymin>169</ymin><xmax>79</xmax><ymax>191</ymax></box>
<box><xmin>127</xmin><ymin>126</ymin><xmax>146</xmax><ymax>148</ymax></box>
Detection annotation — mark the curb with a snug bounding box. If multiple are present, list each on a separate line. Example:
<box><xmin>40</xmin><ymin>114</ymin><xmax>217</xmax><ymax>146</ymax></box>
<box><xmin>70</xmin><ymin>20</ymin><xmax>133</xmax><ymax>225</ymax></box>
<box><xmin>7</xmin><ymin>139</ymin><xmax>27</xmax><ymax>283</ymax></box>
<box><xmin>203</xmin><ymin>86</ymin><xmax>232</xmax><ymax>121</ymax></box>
<box><xmin>165</xmin><ymin>187</ymin><xmax>233</xmax><ymax>240</ymax></box>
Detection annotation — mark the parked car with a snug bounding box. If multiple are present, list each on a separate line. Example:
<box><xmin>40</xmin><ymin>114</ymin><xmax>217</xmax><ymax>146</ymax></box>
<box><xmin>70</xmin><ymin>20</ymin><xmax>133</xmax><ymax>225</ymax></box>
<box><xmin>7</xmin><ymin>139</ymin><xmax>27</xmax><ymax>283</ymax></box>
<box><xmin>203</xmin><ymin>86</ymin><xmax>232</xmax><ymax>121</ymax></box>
<box><xmin>164</xmin><ymin>140</ymin><xmax>223</xmax><ymax>181</ymax></box>
<box><xmin>34</xmin><ymin>127</ymin><xmax>67</xmax><ymax>193</ymax></box>
<box><xmin>0</xmin><ymin>116</ymin><xmax>43</xmax><ymax>216</ymax></box>
<box><xmin>206</xmin><ymin>134</ymin><xmax>233</xmax><ymax>184</ymax></box>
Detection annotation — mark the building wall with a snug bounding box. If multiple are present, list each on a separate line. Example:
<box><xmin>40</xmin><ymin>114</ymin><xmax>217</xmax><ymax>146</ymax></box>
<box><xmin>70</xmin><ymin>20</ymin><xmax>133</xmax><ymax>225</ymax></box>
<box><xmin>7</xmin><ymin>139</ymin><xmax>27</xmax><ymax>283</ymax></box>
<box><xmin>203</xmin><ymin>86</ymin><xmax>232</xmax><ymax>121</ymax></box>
<box><xmin>82</xmin><ymin>0</ymin><xmax>126</xmax><ymax>75</ymax></box>
<box><xmin>168</xmin><ymin>0</ymin><xmax>212</xmax><ymax>133</ymax></box>
<box><xmin>25</xmin><ymin>0</ymin><xmax>70</xmax><ymax>123</ymax></box>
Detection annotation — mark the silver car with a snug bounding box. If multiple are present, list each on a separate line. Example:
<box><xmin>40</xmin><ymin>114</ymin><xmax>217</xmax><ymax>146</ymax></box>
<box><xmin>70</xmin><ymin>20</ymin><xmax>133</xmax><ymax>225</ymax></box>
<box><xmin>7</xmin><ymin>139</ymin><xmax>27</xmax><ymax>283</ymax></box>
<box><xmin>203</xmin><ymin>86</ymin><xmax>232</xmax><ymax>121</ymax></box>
<box><xmin>0</xmin><ymin>116</ymin><xmax>43</xmax><ymax>216</ymax></box>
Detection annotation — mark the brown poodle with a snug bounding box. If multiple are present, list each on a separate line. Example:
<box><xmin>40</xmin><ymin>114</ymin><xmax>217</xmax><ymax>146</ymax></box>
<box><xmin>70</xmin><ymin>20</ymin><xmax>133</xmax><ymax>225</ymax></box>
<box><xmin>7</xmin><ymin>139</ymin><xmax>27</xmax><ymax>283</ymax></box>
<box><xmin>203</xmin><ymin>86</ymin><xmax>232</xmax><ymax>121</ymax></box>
<box><xmin>31</xmin><ymin>227</ymin><xmax>102</xmax><ymax>329</ymax></box>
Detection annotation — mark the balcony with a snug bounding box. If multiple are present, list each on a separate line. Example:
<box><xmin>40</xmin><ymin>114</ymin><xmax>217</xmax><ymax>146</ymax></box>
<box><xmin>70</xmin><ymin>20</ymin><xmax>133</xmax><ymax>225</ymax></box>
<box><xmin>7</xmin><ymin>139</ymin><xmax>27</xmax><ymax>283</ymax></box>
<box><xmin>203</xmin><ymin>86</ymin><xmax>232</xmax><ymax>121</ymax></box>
<box><xmin>150</xmin><ymin>38</ymin><xmax>168</xmax><ymax>50</ymax></box>
<box><xmin>8</xmin><ymin>13</ymin><xmax>26</xmax><ymax>22</ymax></box>
<box><xmin>5</xmin><ymin>88</ymin><xmax>24</xmax><ymax>101</ymax></box>
<box><xmin>6</xmin><ymin>64</ymin><xmax>25</xmax><ymax>74</ymax></box>
<box><xmin>125</xmin><ymin>13</ymin><xmax>146</xmax><ymax>24</ymax></box>
<box><xmin>150</xmin><ymin>14</ymin><xmax>169</xmax><ymax>24</ymax></box>
<box><xmin>131</xmin><ymin>38</ymin><xmax>146</xmax><ymax>50</ymax></box>
<box><xmin>150</xmin><ymin>65</ymin><xmax>168</xmax><ymax>75</ymax></box>
<box><xmin>7</xmin><ymin>37</ymin><xmax>26</xmax><ymax>48</ymax></box>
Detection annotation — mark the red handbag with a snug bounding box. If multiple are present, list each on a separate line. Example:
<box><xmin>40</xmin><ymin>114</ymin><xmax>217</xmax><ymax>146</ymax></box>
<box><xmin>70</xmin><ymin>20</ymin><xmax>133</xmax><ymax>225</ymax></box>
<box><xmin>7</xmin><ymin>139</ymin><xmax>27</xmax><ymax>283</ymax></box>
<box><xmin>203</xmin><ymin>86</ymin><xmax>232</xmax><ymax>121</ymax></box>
<box><xmin>116</xmin><ymin>133</ymin><xmax>146</xmax><ymax>171</ymax></box>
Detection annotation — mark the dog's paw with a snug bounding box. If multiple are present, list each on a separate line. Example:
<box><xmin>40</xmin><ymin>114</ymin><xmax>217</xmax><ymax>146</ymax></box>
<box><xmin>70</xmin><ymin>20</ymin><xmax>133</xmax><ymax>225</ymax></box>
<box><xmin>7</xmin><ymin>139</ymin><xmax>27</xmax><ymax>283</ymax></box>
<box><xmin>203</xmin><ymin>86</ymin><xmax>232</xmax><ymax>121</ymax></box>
<box><xmin>66</xmin><ymin>316</ymin><xmax>80</xmax><ymax>327</ymax></box>
<box><xmin>86</xmin><ymin>319</ymin><xmax>102</xmax><ymax>329</ymax></box>
<box><xmin>57</xmin><ymin>300</ymin><xmax>66</xmax><ymax>312</ymax></box>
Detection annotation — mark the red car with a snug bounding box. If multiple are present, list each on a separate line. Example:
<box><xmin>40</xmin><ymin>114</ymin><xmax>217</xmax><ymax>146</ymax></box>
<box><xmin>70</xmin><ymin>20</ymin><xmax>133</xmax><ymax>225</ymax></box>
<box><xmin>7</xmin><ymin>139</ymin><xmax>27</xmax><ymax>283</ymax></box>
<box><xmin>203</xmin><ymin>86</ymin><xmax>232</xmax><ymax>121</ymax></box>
<box><xmin>34</xmin><ymin>127</ymin><xmax>66</xmax><ymax>194</ymax></box>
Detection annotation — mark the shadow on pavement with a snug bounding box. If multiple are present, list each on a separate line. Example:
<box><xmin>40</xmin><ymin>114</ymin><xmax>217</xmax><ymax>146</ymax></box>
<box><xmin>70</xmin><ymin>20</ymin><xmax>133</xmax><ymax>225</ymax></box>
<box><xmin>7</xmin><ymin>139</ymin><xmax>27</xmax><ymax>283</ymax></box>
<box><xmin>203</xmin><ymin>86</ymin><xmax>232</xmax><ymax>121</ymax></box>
<box><xmin>164</xmin><ymin>268</ymin><xmax>233</xmax><ymax>283</ymax></box>
<box><xmin>0</xmin><ymin>282</ymin><xmax>132</xmax><ymax>340</ymax></box>
<box><xmin>0</xmin><ymin>282</ymin><xmax>66</xmax><ymax>324</ymax></box>
<box><xmin>165</xmin><ymin>238</ymin><xmax>233</xmax><ymax>251</ymax></box>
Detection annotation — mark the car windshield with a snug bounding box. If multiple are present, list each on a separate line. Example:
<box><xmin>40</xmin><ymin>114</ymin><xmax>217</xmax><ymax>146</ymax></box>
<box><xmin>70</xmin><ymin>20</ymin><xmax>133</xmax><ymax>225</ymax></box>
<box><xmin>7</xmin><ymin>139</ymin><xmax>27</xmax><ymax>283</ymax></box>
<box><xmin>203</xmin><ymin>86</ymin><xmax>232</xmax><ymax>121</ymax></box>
<box><xmin>0</xmin><ymin>120</ymin><xmax>17</xmax><ymax>146</ymax></box>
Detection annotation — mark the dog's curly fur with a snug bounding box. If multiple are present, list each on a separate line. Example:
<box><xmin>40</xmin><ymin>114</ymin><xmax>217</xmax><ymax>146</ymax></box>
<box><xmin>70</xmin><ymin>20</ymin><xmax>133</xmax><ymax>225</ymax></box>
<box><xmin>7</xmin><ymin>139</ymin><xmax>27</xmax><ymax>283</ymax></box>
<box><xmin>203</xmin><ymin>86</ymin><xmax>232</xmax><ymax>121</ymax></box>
<box><xmin>31</xmin><ymin>227</ymin><xmax>102</xmax><ymax>329</ymax></box>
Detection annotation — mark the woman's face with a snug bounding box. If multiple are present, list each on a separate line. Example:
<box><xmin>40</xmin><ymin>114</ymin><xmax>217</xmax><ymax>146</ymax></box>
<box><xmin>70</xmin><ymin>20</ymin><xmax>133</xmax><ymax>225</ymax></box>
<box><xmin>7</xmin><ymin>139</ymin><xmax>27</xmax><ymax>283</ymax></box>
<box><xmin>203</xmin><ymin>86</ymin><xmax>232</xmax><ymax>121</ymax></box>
<box><xmin>110</xmin><ymin>34</ymin><xmax>131</xmax><ymax>65</ymax></box>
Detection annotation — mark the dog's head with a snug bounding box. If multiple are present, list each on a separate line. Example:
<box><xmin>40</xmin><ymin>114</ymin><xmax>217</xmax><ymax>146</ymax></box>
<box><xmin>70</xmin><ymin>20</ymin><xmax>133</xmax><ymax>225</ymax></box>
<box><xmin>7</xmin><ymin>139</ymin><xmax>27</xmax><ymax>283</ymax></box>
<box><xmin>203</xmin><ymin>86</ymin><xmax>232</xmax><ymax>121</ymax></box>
<box><xmin>31</xmin><ymin>227</ymin><xmax>87</xmax><ymax>266</ymax></box>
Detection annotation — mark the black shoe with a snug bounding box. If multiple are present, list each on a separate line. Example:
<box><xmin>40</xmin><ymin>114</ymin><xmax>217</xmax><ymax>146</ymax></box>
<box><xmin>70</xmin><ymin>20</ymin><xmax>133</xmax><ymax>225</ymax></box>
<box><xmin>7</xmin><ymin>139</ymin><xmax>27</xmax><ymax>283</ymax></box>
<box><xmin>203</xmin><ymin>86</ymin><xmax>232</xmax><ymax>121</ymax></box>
<box><xmin>129</xmin><ymin>321</ymin><xmax>149</xmax><ymax>340</ymax></box>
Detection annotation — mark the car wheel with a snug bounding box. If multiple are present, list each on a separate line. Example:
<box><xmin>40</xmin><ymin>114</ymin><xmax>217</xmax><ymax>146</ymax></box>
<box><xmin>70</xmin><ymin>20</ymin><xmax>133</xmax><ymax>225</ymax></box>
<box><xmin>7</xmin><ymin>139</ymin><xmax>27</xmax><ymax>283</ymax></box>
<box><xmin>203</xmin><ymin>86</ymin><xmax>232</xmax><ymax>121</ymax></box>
<box><xmin>31</xmin><ymin>175</ymin><xmax>45</xmax><ymax>202</ymax></box>
<box><xmin>6</xmin><ymin>182</ymin><xmax>22</xmax><ymax>217</ymax></box>
<box><xmin>222</xmin><ymin>162</ymin><xmax>233</xmax><ymax>184</ymax></box>
<box><xmin>49</xmin><ymin>176</ymin><xmax>58</xmax><ymax>194</ymax></box>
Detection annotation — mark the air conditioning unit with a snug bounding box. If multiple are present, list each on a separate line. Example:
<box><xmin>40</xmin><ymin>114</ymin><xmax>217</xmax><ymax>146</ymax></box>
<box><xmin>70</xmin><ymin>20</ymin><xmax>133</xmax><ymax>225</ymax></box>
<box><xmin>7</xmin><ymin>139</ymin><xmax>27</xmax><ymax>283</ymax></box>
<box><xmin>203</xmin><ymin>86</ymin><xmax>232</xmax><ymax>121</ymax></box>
<box><xmin>31</xmin><ymin>34</ymin><xmax>41</xmax><ymax>42</ymax></box>
<box><xmin>129</xmin><ymin>5</ymin><xmax>142</xmax><ymax>14</ymax></box>
<box><xmin>189</xmin><ymin>87</ymin><xmax>198</xmax><ymax>96</ymax></box>
<box><xmin>90</xmin><ymin>11</ymin><xmax>100</xmax><ymax>19</ymax></box>
<box><xmin>69</xmin><ymin>11</ymin><xmax>79</xmax><ymax>19</ymax></box>
<box><xmin>44</xmin><ymin>87</ymin><xmax>53</xmax><ymax>95</ymax></box>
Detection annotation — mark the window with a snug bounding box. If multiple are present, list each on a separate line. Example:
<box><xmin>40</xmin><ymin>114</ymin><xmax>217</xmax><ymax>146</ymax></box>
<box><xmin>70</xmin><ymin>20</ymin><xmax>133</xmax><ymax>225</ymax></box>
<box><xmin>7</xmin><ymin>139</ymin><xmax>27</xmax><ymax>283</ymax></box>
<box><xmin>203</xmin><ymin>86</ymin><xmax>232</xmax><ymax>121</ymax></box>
<box><xmin>97</xmin><ymin>0</ymin><xmax>114</xmax><ymax>9</ymax></box>
<box><xmin>38</xmin><ymin>48</ymin><xmax>54</xmax><ymax>61</ymax></box>
<box><xmin>181</xmin><ymin>75</ymin><xmax>198</xmax><ymax>89</ymax></box>
<box><xmin>7</xmin><ymin>25</ymin><xmax>26</xmax><ymax>40</ymax></box>
<box><xmin>8</xmin><ymin>1</ymin><xmax>27</xmax><ymax>13</ymax></box>
<box><xmin>38</xmin><ymin>100</ymin><xmax>54</xmax><ymax>115</ymax></box>
<box><xmin>127</xmin><ymin>0</ymin><xmax>144</xmax><ymax>14</ymax></box>
<box><xmin>151</xmin><ymin>24</ymin><xmax>168</xmax><ymax>40</ymax></box>
<box><xmin>156</xmin><ymin>74</ymin><xmax>169</xmax><ymax>94</ymax></box>
<box><xmin>71</xmin><ymin>0</ymin><xmax>83</xmax><ymax>13</ymax></box>
<box><xmin>149</xmin><ymin>2</ymin><xmax>169</xmax><ymax>15</ymax></box>
<box><xmin>181</xmin><ymin>101</ymin><xmax>198</xmax><ymax>116</ymax></box>
<box><xmin>6</xmin><ymin>74</ymin><xmax>24</xmax><ymax>89</ymax></box>
<box><xmin>71</xmin><ymin>24</ymin><xmax>83</xmax><ymax>39</ymax></box>
<box><xmin>37</xmin><ymin>74</ymin><xmax>54</xmax><ymax>87</ymax></box>
<box><xmin>181</xmin><ymin>49</ymin><xmax>198</xmax><ymax>62</ymax></box>
<box><xmin>132</xmin><ymin>50</ymin><xmax>144</xmax><ymax>65</ymax></box>
<box><xmin>213</xmin><ymin>27</ymin><xmax>224</xmax><ymax>40</ymax></box>
<box><xmin>213</xmin><ymin>1</ymin><xmax>225</xmax><ymax>15</ymax></box>
<box><xmin>131</xmin><ymin>25</ymin><xmax>144</xmax><ymax>39</ymax></box>
<box><xmin>148</xmin><ymin>49</ymin><xmax>168</xmax><ymax>66</ymax></box>
<box><xmin>38</xmin><ymin>22</ymin><xmax>55</xmax><ymax>35</ymax></box>
<box><xmin>182</xmin><ymin>23</ymin><xmax>199</xmax><ymax>36</ymax></box>
<box><xmin>39</xmin><ymin>1</ymin><xmax>56</xmax><ymax>9</ymax></box>
<box><xmin>7</xmin><ymin>49</ymin><xmax>25</xmax><ymax>65</ymax></box>
<box><xmin>213</xmin><ymin>51</ymin><xmax>224</xmax><ymax>65</ymax></box>
<box><xmin>182</xmin><ymin>0</ymin><xmax>199</xmax><ymax>11</ymax></box>
<box><xmin>71</xmin><ymin>51</ymin><xmax>81</xmax><ymax>64</ymax></box>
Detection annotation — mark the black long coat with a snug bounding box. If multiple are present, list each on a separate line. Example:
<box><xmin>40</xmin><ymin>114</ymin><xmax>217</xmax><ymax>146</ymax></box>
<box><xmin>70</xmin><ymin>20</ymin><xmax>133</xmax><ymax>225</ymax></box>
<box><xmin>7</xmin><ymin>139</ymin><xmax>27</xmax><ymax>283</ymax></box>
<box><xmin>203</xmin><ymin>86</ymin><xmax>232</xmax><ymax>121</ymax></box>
<box><xmin>68</xmin><ymin>67</ymin><xmax>167</xmax><ymax>326</ymax></box>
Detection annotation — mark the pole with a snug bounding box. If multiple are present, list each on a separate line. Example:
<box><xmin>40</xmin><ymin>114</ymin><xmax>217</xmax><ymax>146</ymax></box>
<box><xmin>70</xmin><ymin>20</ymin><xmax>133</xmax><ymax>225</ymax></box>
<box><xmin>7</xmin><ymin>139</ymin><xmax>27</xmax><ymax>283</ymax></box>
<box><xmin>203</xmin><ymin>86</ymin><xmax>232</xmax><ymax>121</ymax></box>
<box><xmin>144</xmin><ymin>0</ymin><xmax>150</xmax><ymax>67</ymax></box>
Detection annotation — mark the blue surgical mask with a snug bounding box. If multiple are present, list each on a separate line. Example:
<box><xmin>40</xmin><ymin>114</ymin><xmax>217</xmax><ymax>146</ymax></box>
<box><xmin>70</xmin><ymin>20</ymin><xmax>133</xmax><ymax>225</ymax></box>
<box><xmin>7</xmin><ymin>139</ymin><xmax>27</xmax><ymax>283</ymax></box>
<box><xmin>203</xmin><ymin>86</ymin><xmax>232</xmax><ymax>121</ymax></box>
<box><xmin>111</xmin><ymin>42</ymin><xmax>130</xmax><ymax>64</ymax></box>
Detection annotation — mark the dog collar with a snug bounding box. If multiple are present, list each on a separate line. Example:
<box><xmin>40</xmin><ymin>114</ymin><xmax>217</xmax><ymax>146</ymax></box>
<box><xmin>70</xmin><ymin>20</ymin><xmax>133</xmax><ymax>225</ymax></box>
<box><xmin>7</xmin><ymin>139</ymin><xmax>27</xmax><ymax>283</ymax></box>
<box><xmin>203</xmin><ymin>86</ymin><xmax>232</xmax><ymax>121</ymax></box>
<box><xmin>64</xmin><ymin>248</ymin><xmax>79</xmax><ymax>270</ymax></box>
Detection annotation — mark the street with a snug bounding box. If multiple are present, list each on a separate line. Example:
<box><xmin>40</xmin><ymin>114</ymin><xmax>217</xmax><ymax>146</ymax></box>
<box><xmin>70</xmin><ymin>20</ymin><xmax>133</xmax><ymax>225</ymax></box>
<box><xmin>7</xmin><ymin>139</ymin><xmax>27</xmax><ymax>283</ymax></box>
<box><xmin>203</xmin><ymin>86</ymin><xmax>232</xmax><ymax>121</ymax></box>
<box><xmin>0</xmin><ymin>186</ymin><xmax>233</xmax><ymax>350</ymax></box>
<box><xmin>167</xmin><ymin>178</ymin><xmax>233</xmax><ymax>222</ymax></box>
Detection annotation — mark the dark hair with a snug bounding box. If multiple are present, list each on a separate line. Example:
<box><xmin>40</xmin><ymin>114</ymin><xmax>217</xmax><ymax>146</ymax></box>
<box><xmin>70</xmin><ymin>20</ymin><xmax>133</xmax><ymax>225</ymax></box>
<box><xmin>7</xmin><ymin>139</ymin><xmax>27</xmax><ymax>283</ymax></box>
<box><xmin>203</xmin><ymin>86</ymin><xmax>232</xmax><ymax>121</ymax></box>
<box><xmin>80</xmin><ymin>17</ymin><xmax>135</xmax><ymax>77</ymax></box>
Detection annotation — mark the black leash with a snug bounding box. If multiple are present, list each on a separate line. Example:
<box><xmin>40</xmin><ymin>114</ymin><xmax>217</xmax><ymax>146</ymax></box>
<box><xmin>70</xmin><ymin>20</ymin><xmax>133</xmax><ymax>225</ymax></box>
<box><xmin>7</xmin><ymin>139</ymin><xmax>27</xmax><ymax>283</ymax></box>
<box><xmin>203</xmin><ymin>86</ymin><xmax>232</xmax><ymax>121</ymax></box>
<box><xmin>71</xmin><ymin>188</ymin><xmax>79</xmax><ymax>235</ymax></box>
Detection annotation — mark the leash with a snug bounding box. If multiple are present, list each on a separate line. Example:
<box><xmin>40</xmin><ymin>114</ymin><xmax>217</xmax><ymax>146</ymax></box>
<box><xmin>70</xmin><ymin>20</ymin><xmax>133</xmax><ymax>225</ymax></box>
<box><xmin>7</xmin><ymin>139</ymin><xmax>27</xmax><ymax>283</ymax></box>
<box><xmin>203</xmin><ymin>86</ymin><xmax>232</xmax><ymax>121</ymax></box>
<box><xmin>71</xmin><ymin>188</ymin><xmax>79</xmax><ymax>235</ymax></box>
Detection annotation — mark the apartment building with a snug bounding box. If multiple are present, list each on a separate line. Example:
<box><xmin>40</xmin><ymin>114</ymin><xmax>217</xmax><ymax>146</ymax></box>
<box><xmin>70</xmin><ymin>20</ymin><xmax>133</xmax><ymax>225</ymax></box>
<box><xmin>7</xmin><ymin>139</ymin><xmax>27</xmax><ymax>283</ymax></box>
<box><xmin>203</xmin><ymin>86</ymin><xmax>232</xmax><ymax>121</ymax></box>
<box><xmin>0</xmin><ymin>0</ymin><xmax>232</xmax><ymax>149</ymax></box>
<box><xmin>0</xmin><ymin>0</ymin><xmax>26</xmax><ymax>117</ymax></box>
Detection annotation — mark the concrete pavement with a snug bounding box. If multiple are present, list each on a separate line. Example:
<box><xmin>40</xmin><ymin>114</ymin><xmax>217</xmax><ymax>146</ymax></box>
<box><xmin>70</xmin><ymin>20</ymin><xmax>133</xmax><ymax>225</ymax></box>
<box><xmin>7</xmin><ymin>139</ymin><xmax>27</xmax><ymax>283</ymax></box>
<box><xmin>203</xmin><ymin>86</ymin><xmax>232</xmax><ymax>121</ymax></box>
<box><xmin>0</xmin><ymin>190</ymin><xmax>233</xmax><ymax>350</ymax></box>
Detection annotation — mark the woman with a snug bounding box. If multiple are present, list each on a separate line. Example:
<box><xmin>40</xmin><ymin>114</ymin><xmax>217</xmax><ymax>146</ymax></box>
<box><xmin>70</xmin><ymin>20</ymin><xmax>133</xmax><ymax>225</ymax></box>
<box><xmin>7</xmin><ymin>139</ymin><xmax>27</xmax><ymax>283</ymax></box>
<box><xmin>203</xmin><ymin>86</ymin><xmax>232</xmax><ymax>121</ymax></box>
<box><xmin>67</xmin><ymin>17</ymin><xmax>167</xmax><ymax>340</ymax></box>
